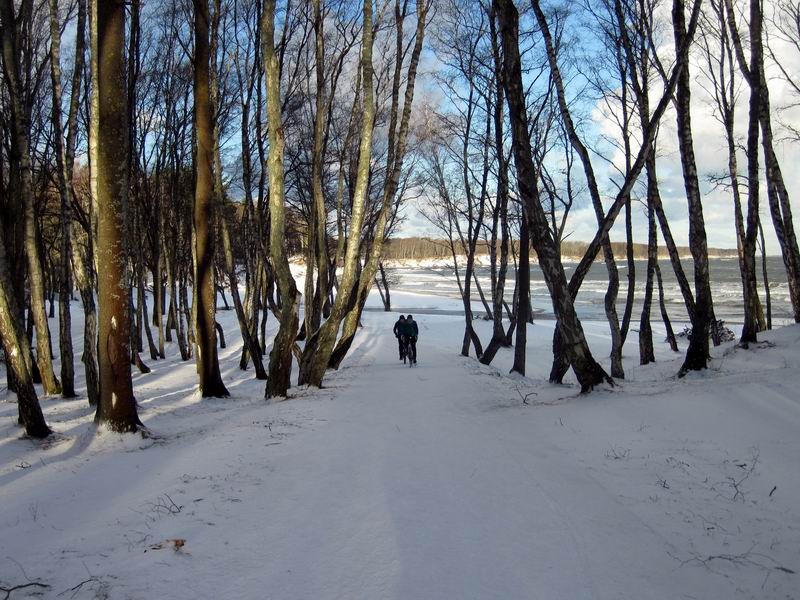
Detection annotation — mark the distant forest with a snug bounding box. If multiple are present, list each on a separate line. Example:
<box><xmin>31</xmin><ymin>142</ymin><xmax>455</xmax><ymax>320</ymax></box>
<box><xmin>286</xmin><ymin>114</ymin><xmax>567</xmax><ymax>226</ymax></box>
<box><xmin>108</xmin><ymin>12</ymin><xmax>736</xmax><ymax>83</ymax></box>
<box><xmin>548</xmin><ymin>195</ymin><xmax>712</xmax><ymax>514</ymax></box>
<box><xmin>381</xmin><ymin>237</ymin><xmax>740</xmax><ymax>261</ymax></box>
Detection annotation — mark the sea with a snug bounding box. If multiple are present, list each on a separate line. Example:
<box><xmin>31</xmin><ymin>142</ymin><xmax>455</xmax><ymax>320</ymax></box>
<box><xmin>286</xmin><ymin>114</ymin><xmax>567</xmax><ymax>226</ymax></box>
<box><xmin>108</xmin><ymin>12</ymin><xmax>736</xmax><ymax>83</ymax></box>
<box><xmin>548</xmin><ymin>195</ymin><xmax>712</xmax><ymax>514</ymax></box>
<box><xmin>386</xmin><ymin>256</ymin><xmax>795</xmax><ymax>326</ymax></box>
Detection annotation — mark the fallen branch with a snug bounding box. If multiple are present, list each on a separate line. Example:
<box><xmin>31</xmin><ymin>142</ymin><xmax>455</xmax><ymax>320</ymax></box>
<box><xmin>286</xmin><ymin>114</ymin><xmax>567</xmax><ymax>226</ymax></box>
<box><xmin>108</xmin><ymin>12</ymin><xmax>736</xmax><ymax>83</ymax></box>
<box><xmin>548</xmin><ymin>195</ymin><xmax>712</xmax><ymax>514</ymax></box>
<box><xmin>57</xmin><ymin>577</ymin><xmax>102</xmax><ymax>598</ymax></box>
<box><xmin>1</xmin><ymin>581</ymin><xmax>50</xmax><ymax>600</ymax></box>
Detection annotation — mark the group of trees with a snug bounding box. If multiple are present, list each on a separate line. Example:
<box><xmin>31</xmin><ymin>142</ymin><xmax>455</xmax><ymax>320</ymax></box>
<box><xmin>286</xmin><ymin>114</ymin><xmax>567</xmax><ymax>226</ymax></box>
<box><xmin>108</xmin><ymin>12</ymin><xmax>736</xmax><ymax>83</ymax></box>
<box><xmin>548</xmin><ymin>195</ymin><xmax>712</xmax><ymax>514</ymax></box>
<box><xmin>1</xmin><ymin>0</ymin><xmax>799</xmax><ymax>438</ymax></box>
<box><xmin>0</xmin><ymin>0</ymin><xmax>428</xmax><ymax>437</ymax></box>
<box><xmin>419</xmin><ymin>0</ymin><xmax>800</xmax><ymax>386</ymax></box>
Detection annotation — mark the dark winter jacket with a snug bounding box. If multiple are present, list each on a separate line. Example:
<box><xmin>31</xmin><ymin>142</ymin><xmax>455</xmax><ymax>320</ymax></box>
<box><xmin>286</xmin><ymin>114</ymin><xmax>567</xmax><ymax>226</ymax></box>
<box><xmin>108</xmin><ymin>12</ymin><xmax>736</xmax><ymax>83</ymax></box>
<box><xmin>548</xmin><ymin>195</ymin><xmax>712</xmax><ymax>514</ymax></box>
<box><xmin>393</xmin><ymin>318</ymin><xmax>405</xmax><ymax>337</ymax></box>
<box><xmin>399</xmin><ymin>319</ymin><xmax>418</xmax><ymax>338</ymax></box>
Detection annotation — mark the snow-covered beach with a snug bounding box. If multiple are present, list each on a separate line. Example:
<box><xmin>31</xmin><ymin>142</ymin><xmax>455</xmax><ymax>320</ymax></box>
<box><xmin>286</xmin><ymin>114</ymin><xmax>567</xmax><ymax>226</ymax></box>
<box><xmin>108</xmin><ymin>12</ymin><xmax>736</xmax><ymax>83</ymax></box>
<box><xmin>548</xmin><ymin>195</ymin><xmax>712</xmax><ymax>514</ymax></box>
<box><xmin>1</xmin><ymin>282</ymin><xmax>798</xmax><ymax>599</ymax></box>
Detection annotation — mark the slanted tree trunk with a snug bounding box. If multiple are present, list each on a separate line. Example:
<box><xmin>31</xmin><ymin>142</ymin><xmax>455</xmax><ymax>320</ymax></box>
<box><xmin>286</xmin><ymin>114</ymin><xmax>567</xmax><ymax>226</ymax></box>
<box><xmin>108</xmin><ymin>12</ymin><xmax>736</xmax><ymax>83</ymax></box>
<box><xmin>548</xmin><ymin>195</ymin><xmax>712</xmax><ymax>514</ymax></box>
<box><xmin>0</xmin><ymin>0</ymin><xmax>61</xmax><ymax>395</ymax></box>
<box><xmin>94</xmin><ymin>0</ymin><xmax>142</xmax><ymax>432</ymax></box>
<box><xmin>222</xmin><ymin>216</ymin><xmax>266</xmax><ymax>379</ymax></box>
<box><xmin>328</xmin><ymin>0</ymin><xmax>429</xmax><ymax>370</ymax></box>
<box><xmin>531</xmin><ymin>0</ymin><xmax>624</xmax><ymax>379</ymax></box>
<box><xmin>262</xmin><ymin>0</ymin><xmax>300</xmax><ymax>397</ymax></box>
<box><xmin>193</xmin><ymin>0</ymin><xmax>228</xmax><ymax>397</ymax></box>
<box><xmin>497</xmin><ymin>0</ymin><xmax>611</xmax><ymax>392</ymax></box>
<box><xmin>298</xmin><ymin>0</ymin><xmax>376</xmax><ymax>387</ymax></box>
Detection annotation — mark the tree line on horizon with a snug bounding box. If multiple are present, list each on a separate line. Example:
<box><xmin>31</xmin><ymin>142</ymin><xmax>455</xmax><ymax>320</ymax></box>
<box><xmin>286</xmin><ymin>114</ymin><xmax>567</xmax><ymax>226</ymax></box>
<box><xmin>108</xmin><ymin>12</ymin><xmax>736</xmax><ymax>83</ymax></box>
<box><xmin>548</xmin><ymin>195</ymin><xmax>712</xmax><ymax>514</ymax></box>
<box><xmin>1</xmin><ymin>0</ymin><xmax>799</xmax><ymax>439</ymax></box>
<box><xmin>379</xmin><ymin>237</ymin><xmax>741</xmax><ymax>261</ymax></box>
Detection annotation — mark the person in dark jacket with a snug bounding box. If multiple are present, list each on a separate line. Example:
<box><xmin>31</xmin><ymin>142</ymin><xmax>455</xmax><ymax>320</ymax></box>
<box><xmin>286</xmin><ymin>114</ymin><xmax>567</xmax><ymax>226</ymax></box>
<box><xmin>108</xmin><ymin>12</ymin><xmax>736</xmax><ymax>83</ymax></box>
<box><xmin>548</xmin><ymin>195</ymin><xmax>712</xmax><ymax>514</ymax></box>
<box><xmin>403</xmin><ymin>314</ymin><xmax>418</xmax><ymax>364</ymax></box>
<box><xmin>393</xmin><ymin>315</ymin><xmax>406</xmax><ymax>360</ymax></box>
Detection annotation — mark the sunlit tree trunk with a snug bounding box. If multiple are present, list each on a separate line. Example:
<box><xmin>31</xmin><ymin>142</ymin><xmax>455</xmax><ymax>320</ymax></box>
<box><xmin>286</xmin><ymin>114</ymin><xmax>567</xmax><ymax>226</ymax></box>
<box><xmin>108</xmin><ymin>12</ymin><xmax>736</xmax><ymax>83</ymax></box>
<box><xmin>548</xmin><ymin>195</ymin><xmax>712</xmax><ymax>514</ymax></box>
<box><xmin>0</xmin><ymin>228</ymin><xmax>51</xmax><ymax>438</ymax></box>
<box><xmin>328</xmin><ymin>0</ymin><xmax>428</xmax><ymax>370</ymax></box>
<box><xmin>299</xmin><ymin>0</ymin><xmax>375</xmax><ymax>387</ymax></box>
<box><xmin>95</xmin><ymin>0</ymin><xmax>142</xmax><ymax>431</ymax></box>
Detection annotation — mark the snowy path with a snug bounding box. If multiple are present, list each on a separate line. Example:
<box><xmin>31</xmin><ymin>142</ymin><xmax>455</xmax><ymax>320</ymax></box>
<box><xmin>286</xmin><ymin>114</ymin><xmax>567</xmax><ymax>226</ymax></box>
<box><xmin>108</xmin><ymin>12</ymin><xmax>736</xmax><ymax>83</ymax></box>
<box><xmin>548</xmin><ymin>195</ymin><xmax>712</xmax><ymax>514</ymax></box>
<box><xmin>244</xmin><ymin>320</ymin><xmax>723</xmax><ymax>600</ymax></box>
<box><xmin>2</xmin><ymin>301</ymin><xmax>799</xmax><ymax>598</ymax></box>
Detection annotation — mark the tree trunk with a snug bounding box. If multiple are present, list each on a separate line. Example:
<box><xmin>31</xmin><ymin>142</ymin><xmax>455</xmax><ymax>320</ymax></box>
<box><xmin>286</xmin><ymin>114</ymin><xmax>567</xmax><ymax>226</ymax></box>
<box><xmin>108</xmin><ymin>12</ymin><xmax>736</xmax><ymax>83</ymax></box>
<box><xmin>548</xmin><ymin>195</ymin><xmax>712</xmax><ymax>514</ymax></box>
<box><xmin>497</xmin><ymin>0</ymin><xmax>611</xmax><ymax>392</ymax></box>
<box><xmin>73</xmin><ymin>232</ymin><xmax>99</xmax><ymax>406</ymax></box>
<box><xmin>94</xmin><ymin>0</ymin><xmax>142</xmax><ymax>431</ymax></box>
<box><xmin>262</xmin><ymin>0</ymin><xmax>300</xmax><ymax>397</ymax></box>
<box><xmin>724</xmin><ymin>0</ymin><xmax>800</xmax><ymax>324</ymax></box>
<box><xmin>0</xmin><ymin>229</ymin><xmax>51</xmax><ymax>438</ymax></box>
<box><xmin>511</xmin><ymin>208</ymin><xmax>530</xmax><ymax>375</ymax></box>
<box><xmin>673</xmin><ymin>0</ymin><xmax>715</xmax><ymax>375</ymax></box>
<box><xmin>378</xmin><ymin>262</ymin><xmax>391</xmax><ymax>311</ymax></box>
<box><xmin>309</xmin><ymin>0</ymin><xmax>329</xmax><ymax>334</ymax></box>
<box><xmin>759</xmin><ymin>219</ymin><xmax>772</xmax><ymax>330</ymax></box>
<box><xmin>298</xmin><ymin>0</ymin><xmax>376</xmax><ymax>388</ymax></box>
<box><xmin>531</xmin><ymin>0</ymin><xmax>624</xmax><ymax>379</ymax></box>
<box><xmin>222</xmin><ymin>216</ymin><xmax>266</xmax><ymax>378</ymax></box>
<box><xmin>49</xmin><ymin>0</ymin><xmax>84</xmax><ymax>398</ymax></box>
<box><xmin>656</xmin><ymin>263</ymin><xmax>679</xmax><ymax>352</ymax></box>
<box><xmin>481</xmin><ymin>20</ymin><xmax>512</xmax><ymax>366</ymax></box>
<box><xmin>0</xmin><ymin>0</ymin><xmax>62</xmax><ymax>395</ymax></box>
<box><xmin>639</xmin><ymin>162</ymin><xmax>657</xmax><ymax>365</ymax></box>
<box><xmin>193</xmin><ymin>0</ymin><xmax>229</xmax><ymax>397</ymax></box>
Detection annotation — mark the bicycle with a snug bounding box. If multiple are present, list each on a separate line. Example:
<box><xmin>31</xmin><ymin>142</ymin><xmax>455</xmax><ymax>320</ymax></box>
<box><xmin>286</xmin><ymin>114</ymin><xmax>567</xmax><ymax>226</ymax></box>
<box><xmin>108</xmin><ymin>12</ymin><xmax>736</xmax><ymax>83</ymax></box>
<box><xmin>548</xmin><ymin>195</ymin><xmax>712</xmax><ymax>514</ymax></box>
<box><xmin>402</xmin><ymin>335</ymin><xmax>417</xmax><ymax>367</ymax></box>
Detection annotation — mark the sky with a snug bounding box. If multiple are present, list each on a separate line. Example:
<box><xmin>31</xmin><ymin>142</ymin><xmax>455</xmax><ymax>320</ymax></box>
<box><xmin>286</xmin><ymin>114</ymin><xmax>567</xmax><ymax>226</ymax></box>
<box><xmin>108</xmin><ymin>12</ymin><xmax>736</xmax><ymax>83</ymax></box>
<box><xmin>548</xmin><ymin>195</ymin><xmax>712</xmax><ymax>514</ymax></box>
<box><xmin>400</xmin><ymin>0</ymin><xmax>800</xmax><ymax>253</ymax></box>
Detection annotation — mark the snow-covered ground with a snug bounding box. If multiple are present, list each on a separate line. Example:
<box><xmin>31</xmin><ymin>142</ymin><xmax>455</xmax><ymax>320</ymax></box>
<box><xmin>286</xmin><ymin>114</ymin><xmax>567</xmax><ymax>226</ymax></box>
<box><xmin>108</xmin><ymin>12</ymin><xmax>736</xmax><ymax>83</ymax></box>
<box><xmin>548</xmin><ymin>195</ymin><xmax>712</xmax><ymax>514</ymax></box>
<box><xmin>1</xmin><ymin>286</ymin><xmax>799</xmax><ymax>599</ymax></box>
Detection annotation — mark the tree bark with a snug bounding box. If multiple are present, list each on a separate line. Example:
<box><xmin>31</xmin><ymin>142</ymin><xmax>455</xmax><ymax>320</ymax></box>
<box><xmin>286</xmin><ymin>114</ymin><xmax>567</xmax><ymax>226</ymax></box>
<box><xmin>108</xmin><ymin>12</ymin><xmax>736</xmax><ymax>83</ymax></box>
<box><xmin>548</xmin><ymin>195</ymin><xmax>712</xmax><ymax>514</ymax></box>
<box><xmin>497</xmin><ymin>0</ymin><xmax>611</xmax><ymax>392</ymax></box>
<box><xmin>262</xmin><ymin>0</ymin><xmax>300</xmax><ymax>397</ymax></box>
<box><xmin>672</xmin><ymin>0</ymin><xmax>715</xmax><ymax>375</ymax></box>
<box><xmin>481</xmin><ymin>10</ymin><xmax>512</xmax><ymax>366</ymax></box>
<box><xmin>511</xmin><ymin>207</ymin><xmax>530</xmax><ymax>376</ymax></box>
<box><xmin>193</xmin><ymin>0</ymin><xmax>229</xmax><ymax>397</ymax></box>
<box><xmin>48</xmin><ymin>0</ymin><xmax>84</xmax><ymax>398</ymax></box>
<box><xmin>298</xmin><ymin>0</ymin><xmax>376</xmax><ymax>388</ymax></box>
<box><xmin>656</xmin><ymin>263</ymin><xmax>679</xmax><ymax>352</ymax></box>
<box><xmin>0</xmin><ymin>0</ymin><xmax>62</xmax><ymax>395</ymax></box>
<box><xmin>328</xmin><ymin>0</ymin><xmax>429</xmax><ymax>369</ymax></box>
<box><xmin>639</xmin><ymin>163</ymin><xmax>657</xmax><ymax>365</ymax></box>
<box><xmin>94</xmin><ymin>0</ymin><xmax>142</xmax><ymax>431</ymax></box>
<box><xmin>0</xmin><ymin>228</ymin><xmax>51</xmax><ymax>438</ymax></box>
<box><xmin>222</xmin><ymin>215</ymin><xmax>266</xmax><ymax>379</ymax></box>
<box><xmin>309</xmin><ymin>0</ymin><xmax>329</xmax><ymax>334</ymax></box>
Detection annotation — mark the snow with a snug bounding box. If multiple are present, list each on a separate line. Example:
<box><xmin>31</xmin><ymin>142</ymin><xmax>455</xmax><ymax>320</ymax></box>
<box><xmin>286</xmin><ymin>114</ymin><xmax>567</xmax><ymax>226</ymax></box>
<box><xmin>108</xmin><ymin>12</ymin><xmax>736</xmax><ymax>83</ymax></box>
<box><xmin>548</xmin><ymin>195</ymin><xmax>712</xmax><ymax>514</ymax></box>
<box><xmin>1</xmin><ymin>286</ymin><xmax>799</xmax><ymax>599</ymax></box>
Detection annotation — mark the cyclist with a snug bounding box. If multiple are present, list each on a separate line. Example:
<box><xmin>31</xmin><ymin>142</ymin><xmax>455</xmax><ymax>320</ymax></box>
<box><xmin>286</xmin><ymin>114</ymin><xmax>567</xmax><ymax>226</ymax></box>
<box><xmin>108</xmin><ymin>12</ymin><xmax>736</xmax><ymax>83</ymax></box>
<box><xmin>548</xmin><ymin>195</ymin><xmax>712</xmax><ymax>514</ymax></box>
<box><xmin>402</xmin><ymin>314</ymin><xmax>418</xmax><ymax>364</ymax></box>
<box><xmin>392</xmin><ymin>315</ymin><xmax>407</xmax><ymax>360</ymax></box>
